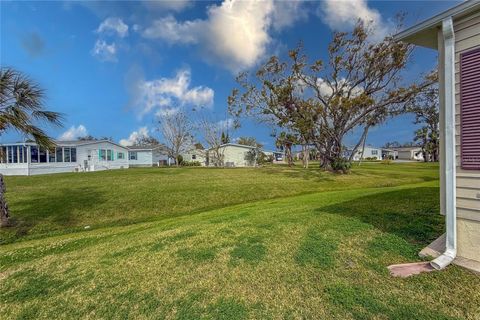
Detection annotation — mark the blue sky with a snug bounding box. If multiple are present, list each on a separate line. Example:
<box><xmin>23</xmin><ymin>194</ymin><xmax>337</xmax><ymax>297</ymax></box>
<box><xmin>1</xmin><ymin>0</ymin><xmax>458</xmax><ymax>149</ymax></box>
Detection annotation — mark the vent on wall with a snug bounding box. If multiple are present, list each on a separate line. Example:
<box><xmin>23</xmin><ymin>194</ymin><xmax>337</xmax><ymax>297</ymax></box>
<box><xmin>460</xmin><ymin>47</ymin><xmax>480</xmax><ymax>170</ymax></box>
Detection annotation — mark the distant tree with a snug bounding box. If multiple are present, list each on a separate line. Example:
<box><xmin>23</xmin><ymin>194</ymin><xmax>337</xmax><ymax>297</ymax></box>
<box><xmin>157</xmin><ymin>110</ymin><xmax>194</xmax><ymax>166</ymax></box>
<box><xmin>237</xmin><ymin>136</ymin><xmax>263</xmax><ymax>148</ymax></box>
<box><xmin>199</xmin><ymin>118</ymin><xmax>225</xmax><ymax>166</ymax></box>
<box><xmin>78</xmin><ymin>135</ymin><xmax>97</xmax><ymax>141</ymax></box>
<box><xmin>98</xmin><ymin>136</ymin><xmax>113</xmax><ymax>141</ymax></box>
<box><xmin>133</xmin><ymin>136</ymin><xmax>160</xmax><ymax>146</ymax></box>
<box><xmin>407</xmin><ymin>73</ymin><xmax>439</xmax><ymax>162</ymax></box>
<box><xmin>383</xmin><ymin>141</ymin><xmax>401</xmax><ymax>148</ymax></box>
<box><xmin>0</xmin><ymin>68</ymin><xmax>63</xmax><ymax>227</ymax></box>
<box><xmin>275</xmin><ymin>132</ymin><xmax>297</xmax><ymax>167</ymax></box>
<box><xmin>193</xmin><ymin>142</ymin><xmax>204</xmax><ymax>150</ymax></box>
<box><xmin>229</xmin><ymin>20</ymin><xmax>434</xmax><ymax>171</ymax></box>
<box><xmin>221</xmin><ymin>131</ymin><xmax>230</xmax><ymax>144</ymax></box>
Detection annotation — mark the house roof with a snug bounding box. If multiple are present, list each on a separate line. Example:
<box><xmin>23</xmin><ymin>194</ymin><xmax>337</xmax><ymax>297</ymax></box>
<box><xmin>394</xmin><ymin>0</ymin><xmax>480</xmax><ymax>49</ymax></box>
<box><xmin>394</xmin><ymin>146</ymin><xmax>422</xmax><ymax>151</ymax></box>
<box><xmin>219</xmin><ymin>143</ymin><xmax>257</xmax><ymax>149</ymax></box>
<box><xmin>126</xmin><ymin>144</ymin><xmax>166</xmax><ymax>151</ymax></box>
<box><xmin>0</xmin><ymin>139</ymin><xmax>128</xmax><ymax>149</ymax></box>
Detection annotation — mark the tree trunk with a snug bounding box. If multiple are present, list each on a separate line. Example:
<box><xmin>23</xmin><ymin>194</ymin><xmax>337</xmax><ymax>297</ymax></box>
<box><xmin>0</xmin><ymin>174</ymin><xmax>11</xmax><ymax>227</ymax></box>
<box><xmin>358</xmin><ymin>129</ymin><xmax>369</xmax><ymax>166</ymax></box>
<box><xmin>302</xmin><ymin>145</ymin><xmax>309</xmax><ymax>169</ymax></box>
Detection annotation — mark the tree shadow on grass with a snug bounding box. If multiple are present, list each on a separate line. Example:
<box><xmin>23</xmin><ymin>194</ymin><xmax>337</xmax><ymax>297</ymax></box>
<box><xmin>4</xmin><ymin>186</ymin><xmax>106</xmax><ymax>242</ymax></box>
<box><xmin>317</xmin><ymin>187</ymin><xmax>444</xmax><ymax>246</ymax></box>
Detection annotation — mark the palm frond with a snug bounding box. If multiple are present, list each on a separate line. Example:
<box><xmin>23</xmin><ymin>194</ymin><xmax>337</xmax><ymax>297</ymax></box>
<box><xmin>0</xmin><ymin>67</ymin><xmax>63</xmax><ymax>146</ymax></box>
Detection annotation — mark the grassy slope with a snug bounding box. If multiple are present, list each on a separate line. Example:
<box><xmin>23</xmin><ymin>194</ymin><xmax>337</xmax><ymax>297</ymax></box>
<box><xmin>2</xmin><ymin>163</ymin><xmax>437</xmax><ymax>243</ymax></box>
<box><xmin>1</xmin><ymin>163</ymin><xmax>479</xmax><ymax>319</ymax></box>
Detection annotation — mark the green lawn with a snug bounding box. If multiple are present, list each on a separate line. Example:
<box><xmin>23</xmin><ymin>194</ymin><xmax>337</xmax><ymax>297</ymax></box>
<box><xmin>1</xmin><ymin>163</ymin><xmax>479</xmax><ymax>319</ymax></box>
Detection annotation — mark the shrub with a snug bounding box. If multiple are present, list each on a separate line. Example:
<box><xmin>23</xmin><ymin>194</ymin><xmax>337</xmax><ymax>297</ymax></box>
<box><xmin>176</xmin><ymin>155</ymin><xmax>184</xmax><ymax>165</ymax></box>
<box><xmin>331</xmin><ymin>158</ymin><xmax>352</xmax><ymax>173</ymax></box>
<box><xmin>182</xmin><ymin>161</ymin><xmax>201</xmax><ymax>167</ymax></box>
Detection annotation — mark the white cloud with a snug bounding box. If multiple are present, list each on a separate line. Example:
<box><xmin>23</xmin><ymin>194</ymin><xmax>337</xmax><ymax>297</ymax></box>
<box><xmin>142</xmin><ymin>0</ymin><xmax>308</xmax><ymax>72</ymax></box>
<box><xmin>58</xmin><ymin>125</ymin><xmax>88</xmax><ymax>141</ymax></box>
<box><xmin>96</xmin><ymin>17</ymin><xmax>129</xmax><ymax>37</ymax></box>
<box><xmin>119</xmin><ymin>127</ymin><xmax>149</xmax><ymax>146</ymax></box>
<box><xmin>156</xmin><ymin>107</ymin><xmax>180</xmax><ymax>118</ymax></box>
<box><xmin>271</xmin><ymin>0</ymin><xmax>308</xmax><ymax>31</ymax></box>
<box><xmin>91</xmin><ymin>39</ymin><xmax>117</xmax><ymax>62</ymax></box>
<box><xmin>132</xmin><ymin>68</ymin><xmax>214</xmax><ymax>118</ymax></box>
<box><xmin>217</xmin><ymin>118</ymin><xmax>234</xmax><ymax>130</ymax></box>
<box><xmin>142</xmin><ymin>0</ymin><xmax>192</xmax><ymax>12</ymax></box>
<box><xmin>316</xmin><ymin>78</ymin><xmax>363</xmax><ymax>97</ymax></box>
<box><xmin>143</xmin><ymin>15</ymin><xmax>199</xmax><ymax>44</ymax></box>
<box><xmin>317</xmin><ymin>0</ymin><xmax>391</xmax><ymax>41</ymax></box>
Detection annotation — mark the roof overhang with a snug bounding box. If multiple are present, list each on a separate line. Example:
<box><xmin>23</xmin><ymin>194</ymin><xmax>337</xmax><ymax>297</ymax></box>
<box><xmin>394</xmin><ymin>0</ymin><xmax>480</xmax><ymax>49</ymax></box>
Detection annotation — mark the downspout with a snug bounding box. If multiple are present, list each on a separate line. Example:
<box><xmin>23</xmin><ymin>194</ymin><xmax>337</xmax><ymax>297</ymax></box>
<box><xmin>431</xmin><ymin>17</ymin><xmax>457</xmax><ymax>270</ymax></box>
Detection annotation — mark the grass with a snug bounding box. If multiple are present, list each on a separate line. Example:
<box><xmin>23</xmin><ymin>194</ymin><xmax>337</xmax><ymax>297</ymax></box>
<box><xmin>2</xmin><ymin>162</ymin><xmax>437</xmax><ymax>243</ymax></box>
<box><xmin>1</xmin><ymin>163</ymin><xmax>479</xmax><ymax>319</ymax></box>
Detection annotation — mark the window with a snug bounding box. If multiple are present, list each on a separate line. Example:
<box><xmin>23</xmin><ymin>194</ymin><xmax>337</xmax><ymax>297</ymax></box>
<box><xmin>31</xmin><ymin>146</ymin><xmax>39</xmax><ymax>163</ymax></box>
<box><xmin>64</xmin><ymin>147</ymin><xmax>71</xmax><ymax>162</ymax></box>
<box><xmin>192</xmin><ymin>154</ymin><xmax>196</xmax><ymax>160</ymax></box>
<box><xmin>107</xmin><ymin>149</ymin><xmax>113</xmax><ymax>161</ymax></box>
<box><xmin>12</xmin><ymin>146</ymin><xmax>18</xmax><ymax>163</ymax></box>
<box><xmin>460</xmin><ymin>47</ymin><xmax>480</xmax><ymax>169</ymax></box>
<box><xmin>129</xmin><ymin>151</ymin><xmax>137</xmax><ymax>160</ymax></box>
<box><xmin>99</xmin><ymin>149</ymin><xmax>106</xmax><ymax>161</ymax></box>
<box><xmin>71</xmin><ymin>148</ymin><xmax>77</xmax><ymax>162</ymax></box>
<box><xmin>39</xmin><ymin>148</ymin><xmax>47</xmax><ymax>163</ymax></box>
<box><xmin>49</xmin><ymin>148</ymin><xmax>56</xmax><ymax>163</ymax></box>
<box><xmin>56</xmin><ymin>147</ymin><xmax>63</xmax><ymax>162</ymax></box>
<box><xmin>117</xmin><ymin>152</ymin><xmax>125</xmax><ymax>159</ymax></box>
<box><xmin>371</xmin><ymin>150</ymin><xmax>378</xmax><ymax>155</ymax></box>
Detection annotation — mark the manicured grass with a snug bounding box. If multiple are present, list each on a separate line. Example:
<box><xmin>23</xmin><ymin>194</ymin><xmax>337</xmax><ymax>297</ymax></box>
<box><xmin>1</xmin><ymin>163</ymin><xmax>479</xmax><ymax>319</ymax></box>
<box><xmin>2</xmin><ymin>162</ymin><xmax>437</xmax><ymax>243</ymax></box>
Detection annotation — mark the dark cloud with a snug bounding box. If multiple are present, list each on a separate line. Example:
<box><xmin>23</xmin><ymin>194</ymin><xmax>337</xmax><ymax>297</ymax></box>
<box><xmin>21</xmin><ymin>32</ymin><xmax>45</xmax><ymax>57</ymax></box>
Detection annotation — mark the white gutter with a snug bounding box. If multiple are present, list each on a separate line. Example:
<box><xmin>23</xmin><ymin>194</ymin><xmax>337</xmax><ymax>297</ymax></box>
<box><xmin>430</xmin><ymin>17</ymin><xmax>457</xmax><ymax>270</ymax></box>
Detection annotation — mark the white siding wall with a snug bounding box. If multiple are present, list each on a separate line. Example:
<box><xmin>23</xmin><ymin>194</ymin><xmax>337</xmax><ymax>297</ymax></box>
<box><xmin>129</xmin><ymin>150</ymin><xmax>153</xmax><ymax>167</ymax></box>
<box><xmin>221</xmin><ymin>145</ymin><xmax>255</xmax><ymax>167</ymax></box>
<box><xmin>78</xmin><ymin>142</ymin><xmax>129</xmax><ymax>171</ymax></box>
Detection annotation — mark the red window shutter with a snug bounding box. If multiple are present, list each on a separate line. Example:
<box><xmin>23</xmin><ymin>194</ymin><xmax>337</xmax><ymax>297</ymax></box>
<box><xmin>460</xmin><ymin>47</ymin><xmax>480</xmax><ymax>170</ymax></box>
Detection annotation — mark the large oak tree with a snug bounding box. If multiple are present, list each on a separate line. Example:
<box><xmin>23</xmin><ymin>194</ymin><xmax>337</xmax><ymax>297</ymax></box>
<box><xmin>229</xmin><ymin>20</ymin><xmax>434</xmax><ymax>170</ymax></box>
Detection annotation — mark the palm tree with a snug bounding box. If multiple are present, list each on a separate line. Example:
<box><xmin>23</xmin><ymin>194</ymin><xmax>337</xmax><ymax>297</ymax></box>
<box><xmin>0</xmin><ymin>68</ymin><xmax>63</xmax><ymax>227</ymax></box>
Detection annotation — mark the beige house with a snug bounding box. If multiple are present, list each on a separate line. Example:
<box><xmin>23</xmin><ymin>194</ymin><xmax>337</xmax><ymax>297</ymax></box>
<box><xmin>207</xmin><ymin>143</ymin><xmax>257</xmax><ymax>167</ymax></box>
<box><xmin>181</xmin><ymin>146</ymin><xmax>207</xmax><ymax>165</ymax></box>
<box><xmin>394</xmin><ymin>147</ymin><xmax>424</xmax><ymax>161</ymax></box>
<box><xmin>396</xmin><ymin>0</ymin><xmax>480</xmax><ymax>272</ymax></box>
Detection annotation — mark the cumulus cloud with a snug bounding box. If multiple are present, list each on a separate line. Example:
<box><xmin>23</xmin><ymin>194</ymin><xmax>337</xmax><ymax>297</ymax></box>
<box><xmin>58</xmin><ymin>125</ymin><xmax>88</xmax><ymax>141</ymax></box>
<box><xmin>142</xmin><ymin>0</ymin><xmax>308</xmax><ymax>72</ymax></box>
<box><xmin>217</xmin><ymin>118</ymin><xmax>234</xmax><ymax>130</ymax></box>
<box><xmin>316</xmin><ymin>78</ymin><xmax>363</xmax><ymax>97</ymax></box>
<box><xmin>119</xmin><ymin>127</ymin><xmax>149</xmax><ymax>146</ymax></box>
<box><xmin>317</xmin><ymin>0</ymin><xmax>391</xmax><ymax>41</ymax></box>
<box><xmin>96</xmin><ymin>17</ymin><xmax>129</xmax><ymax>37</ymax></box>
<box><xmin>142</xmin><ymin>0</ymin><xmax>192</xmax><ymax>12</ymax></box>
<box><xmin>21</xmin><ymin>32</ymin><xmax>45</xmax><ymax>58</ymax></box>
<box><xmin>91</xmin><ymin>39</ymin><xmax>117</xmax><ymax>62</ymax></box>
<box><xmin>156</xmin><ymin>107</ymin><xmax>180</xmax><ymax>118</ymax></box>
<box><xmin>130</xmin><ymin>68</ymin><xmax>214</xmax><ymax>118</ymax></box>
<box><xmin>143</xmin><ymin>15</ymin><xmax>199</xmax><ymax>44</ymax></box>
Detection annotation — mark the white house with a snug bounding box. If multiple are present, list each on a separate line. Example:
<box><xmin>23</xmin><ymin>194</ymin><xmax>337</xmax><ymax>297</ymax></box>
<box><xmin>394</xmin><ymin>147</ymin><xmax>424</xmax><ymax>161</ymax></box>
<box><xmin>127</xmin><ymin>145</ymin><xmax>171</xmax><ymax>167</ymax></box>
<box><xmin>207</xmin><ymin>143</ymin><xmax>257</xmax><ymax>167</ymax></box>
<box><xmin>351</xmin><ymin>145</ymin><xmax>382</xmax><ymax>161</ymax></box>
<box><xmin>0</xmin><ymin>140</ymin><xmax>129</xmax><ymax>176</ymax></box>
<box><xmin>395</xmin><ymin>0</ymin><xmax>480</xmax><ymax>272</ymax></box>
<box><xmin>181</xmin><ymin>146</ymin><xmax>207</xmax><ymax>165</ymax></box>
